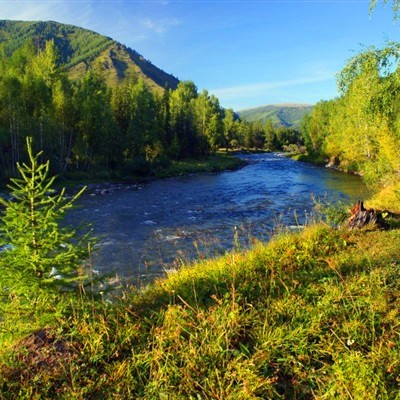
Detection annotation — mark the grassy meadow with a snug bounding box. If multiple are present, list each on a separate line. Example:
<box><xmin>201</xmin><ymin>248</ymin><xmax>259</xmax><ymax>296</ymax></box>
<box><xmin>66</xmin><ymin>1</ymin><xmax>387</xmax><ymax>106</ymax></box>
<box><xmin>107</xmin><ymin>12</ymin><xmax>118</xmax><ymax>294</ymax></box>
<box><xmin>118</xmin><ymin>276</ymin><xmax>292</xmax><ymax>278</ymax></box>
<box><xmin>1</xmin><ymin>220</ymin><xmax>400</xmax><ymax>399</ymax></box>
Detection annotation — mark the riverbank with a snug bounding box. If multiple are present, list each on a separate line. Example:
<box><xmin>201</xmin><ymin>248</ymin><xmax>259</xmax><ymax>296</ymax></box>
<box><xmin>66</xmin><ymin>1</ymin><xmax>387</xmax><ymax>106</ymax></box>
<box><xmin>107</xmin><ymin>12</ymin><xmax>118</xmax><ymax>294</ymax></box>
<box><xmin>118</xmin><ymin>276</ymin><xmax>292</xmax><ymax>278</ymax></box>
<box><xmin>0</xmin><ymin>153</ymin><xmax>246</xmax><ymax>191</ymax></box>
<box><xmin>64</xmin><ymin>154</ymin><xmax>246</xmax><ymax>185</ymax></box>
<box><xmin>2</xmin><ymin>221</ymin><xmax>400</xmax><ymax>398</ymax></box>
<box><xmin>289</xmin><ymin>151</ymin><xmax>400</xmax><ymax>214</ymax></box>
<box><xmin>290</xmin><ymin>151</ymin><xmax>327</xmax><ymax>166</ymax></box>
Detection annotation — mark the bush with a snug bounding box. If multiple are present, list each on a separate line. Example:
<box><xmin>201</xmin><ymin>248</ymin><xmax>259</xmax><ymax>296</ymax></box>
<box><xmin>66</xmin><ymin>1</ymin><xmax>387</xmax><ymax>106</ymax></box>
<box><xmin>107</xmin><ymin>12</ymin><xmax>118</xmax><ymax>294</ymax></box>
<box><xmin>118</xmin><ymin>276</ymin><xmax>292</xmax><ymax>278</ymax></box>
<box><xmin>122</xmin><ymin>157</ymin><xmax>152</xmax><ymax>177</ymax></box>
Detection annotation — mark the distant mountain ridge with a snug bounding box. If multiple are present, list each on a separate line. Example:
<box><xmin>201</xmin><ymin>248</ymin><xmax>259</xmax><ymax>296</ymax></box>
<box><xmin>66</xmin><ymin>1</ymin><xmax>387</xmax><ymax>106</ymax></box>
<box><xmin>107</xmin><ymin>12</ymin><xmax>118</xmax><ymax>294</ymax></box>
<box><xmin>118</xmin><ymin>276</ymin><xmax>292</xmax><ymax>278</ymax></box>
<box><xmin>237</xmin><ymin>103</ymin><xmax>313</xmax><ymax>129</ymax></box>
<box><xmin>0</xmin><ymin>20</ymin><xmax>179</xmax><ymax>90</ymax></box>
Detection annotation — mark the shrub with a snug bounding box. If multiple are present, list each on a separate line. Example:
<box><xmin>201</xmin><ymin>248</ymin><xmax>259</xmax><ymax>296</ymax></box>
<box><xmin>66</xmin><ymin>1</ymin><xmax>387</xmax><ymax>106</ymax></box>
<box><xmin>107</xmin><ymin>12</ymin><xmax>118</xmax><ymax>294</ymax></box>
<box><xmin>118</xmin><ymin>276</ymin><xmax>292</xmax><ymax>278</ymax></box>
<box><xmin>122</xmin><ymin>157</ymin><xmax>152</xmax><ymax>177</ymax></box>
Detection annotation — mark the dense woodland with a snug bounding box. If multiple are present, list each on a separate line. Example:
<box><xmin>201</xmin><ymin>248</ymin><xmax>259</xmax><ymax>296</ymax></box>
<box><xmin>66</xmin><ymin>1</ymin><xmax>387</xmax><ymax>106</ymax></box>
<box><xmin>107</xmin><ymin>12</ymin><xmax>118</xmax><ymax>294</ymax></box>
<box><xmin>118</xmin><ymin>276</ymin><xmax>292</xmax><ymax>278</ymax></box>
<box><xmin>0</xmin><ymin>39</ymin><xmax>301</xmax><ymax>181</ymax></box>
<box><xmin>301</xmin><ymin>43</ymin><xmax>400</xmax><ymax>190</ymax></box>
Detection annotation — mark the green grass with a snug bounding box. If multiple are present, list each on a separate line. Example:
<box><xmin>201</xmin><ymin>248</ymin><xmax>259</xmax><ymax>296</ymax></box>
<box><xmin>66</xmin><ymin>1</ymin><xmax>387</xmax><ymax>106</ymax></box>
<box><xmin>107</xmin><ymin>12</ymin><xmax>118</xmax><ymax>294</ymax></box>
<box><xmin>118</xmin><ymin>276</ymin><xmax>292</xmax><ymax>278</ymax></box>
<box><xmin>1</xmin><ymin>223</ymin><xmax>400</xmax><ymax>398</ymax></box>
<box><xmin>54</xmin><ymin>154</ymin><xmax>246</xmax><ymax>188</ymax></box>
<box><xmin>153</xmin><ymin>154</ymin><xmax>246</xmax><ymax>179</ymax></box>
<box><xmin>291</xmin><ymin>151</ymin><xmax>327</xmax><ymax>166</ymax></box>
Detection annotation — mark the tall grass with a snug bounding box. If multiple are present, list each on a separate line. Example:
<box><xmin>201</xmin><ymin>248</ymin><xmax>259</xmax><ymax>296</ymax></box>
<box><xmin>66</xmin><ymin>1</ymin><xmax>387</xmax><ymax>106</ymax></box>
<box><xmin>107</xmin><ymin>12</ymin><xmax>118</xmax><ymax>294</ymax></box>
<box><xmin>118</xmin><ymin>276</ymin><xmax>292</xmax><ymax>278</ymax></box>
<box><xmin>1</xmin><ymin>224</ymin><xmax>400</xmax><ymax>398</ymax></box>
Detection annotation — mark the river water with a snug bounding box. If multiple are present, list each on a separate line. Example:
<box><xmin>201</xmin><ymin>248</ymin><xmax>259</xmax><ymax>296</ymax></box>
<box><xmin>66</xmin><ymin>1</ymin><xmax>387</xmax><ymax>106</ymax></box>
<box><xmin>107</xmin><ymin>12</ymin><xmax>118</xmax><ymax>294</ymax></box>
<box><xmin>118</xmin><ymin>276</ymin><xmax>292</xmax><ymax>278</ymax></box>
<box><xmin>68</xmin><ymin>153</ymin><xmax>368</xmax><ymax>284</ymax></box>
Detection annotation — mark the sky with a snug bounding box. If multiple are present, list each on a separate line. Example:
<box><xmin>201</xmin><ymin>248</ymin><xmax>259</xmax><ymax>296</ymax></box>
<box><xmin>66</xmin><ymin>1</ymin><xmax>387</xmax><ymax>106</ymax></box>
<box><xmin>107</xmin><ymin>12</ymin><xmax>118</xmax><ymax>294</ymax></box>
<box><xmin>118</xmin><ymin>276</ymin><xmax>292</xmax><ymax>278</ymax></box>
<box><xmin>1</xmin><ymin>0</ymin><xmax>400</xmax><ymax>110</ymax></box>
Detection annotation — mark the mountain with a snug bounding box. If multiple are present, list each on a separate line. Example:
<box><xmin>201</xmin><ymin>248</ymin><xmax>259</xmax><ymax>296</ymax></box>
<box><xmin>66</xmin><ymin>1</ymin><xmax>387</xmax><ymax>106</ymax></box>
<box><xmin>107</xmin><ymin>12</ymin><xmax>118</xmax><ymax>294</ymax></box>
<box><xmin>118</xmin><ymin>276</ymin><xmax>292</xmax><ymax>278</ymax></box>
<box><xmin>0</xmin><ymin>20</ymin><xmax>179</xmax><ymax>91</ymax></box>
<box><xmin>236</xmin><ymin>103</ymin><xmax>313</xmax><ymax>129</ymax></box>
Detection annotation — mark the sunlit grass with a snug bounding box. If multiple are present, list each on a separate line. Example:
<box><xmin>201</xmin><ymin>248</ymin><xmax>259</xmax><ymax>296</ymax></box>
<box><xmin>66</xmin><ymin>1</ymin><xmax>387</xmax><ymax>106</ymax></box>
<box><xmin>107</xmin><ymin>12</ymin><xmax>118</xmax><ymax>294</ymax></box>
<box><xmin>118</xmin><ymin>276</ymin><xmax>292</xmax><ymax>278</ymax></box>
<box><xmin>367</xmin><ymin>181</ymin><xmax>400</xmax><ymax>214</ymax></box>
<box><xmin>1</xmin><ymin>224</ymin><xmax>400</xmax><ymax>398</ymax></box>
<box><xmin>153</xmin><ymin>154</ymin><xmax>246</xmax><ymax>179</ymax></box>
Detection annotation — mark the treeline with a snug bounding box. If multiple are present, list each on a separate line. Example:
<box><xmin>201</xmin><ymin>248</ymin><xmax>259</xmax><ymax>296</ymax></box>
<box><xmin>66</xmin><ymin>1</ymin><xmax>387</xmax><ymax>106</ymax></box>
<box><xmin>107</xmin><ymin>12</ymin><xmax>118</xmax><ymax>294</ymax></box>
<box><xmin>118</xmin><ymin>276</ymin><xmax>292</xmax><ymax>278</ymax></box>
<box><xmin>301</xmin><ymin>43</ymin><xmax>400</xmax><ymax>188</ymax></box>
<box><xmin>0</xmin><ymin>40</ymin><xmax>303</xmax><ymax>181</ymax></box>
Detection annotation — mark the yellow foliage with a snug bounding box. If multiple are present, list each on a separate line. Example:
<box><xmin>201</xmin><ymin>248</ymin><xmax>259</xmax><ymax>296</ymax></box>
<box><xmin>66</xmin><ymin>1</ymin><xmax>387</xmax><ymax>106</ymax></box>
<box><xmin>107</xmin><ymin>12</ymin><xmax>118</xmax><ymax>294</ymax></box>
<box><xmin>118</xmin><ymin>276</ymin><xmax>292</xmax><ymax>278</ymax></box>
<box><xmin>366</xmin><ymin>181</ymin><xmax>400</xmax><ymax>213</ymax></box>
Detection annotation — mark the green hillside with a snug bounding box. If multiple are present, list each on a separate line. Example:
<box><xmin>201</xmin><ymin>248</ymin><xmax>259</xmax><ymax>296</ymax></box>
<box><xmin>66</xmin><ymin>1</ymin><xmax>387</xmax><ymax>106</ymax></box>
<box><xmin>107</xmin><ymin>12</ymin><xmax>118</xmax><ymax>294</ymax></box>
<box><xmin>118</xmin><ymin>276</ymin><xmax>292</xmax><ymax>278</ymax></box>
<box><xmin>0</xmin><ymin>20</ymin><xmax>179</xmax><ymax>90</ymax></box>
<box><xmin>237</xmin><ymin>103</ymin><xmax>314</xmax><ymax>129</ymax></box>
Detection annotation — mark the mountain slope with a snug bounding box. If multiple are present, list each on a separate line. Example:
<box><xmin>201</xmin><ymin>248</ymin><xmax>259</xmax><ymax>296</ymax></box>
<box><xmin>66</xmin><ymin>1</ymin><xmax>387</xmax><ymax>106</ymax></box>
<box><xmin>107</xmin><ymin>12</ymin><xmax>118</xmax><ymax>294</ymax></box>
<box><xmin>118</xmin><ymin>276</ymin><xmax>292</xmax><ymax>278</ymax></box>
<box><xmin>237</xmin><ymin>103</ymin><xmax>313</xmax><ymax>129</ymax></box>
<box><xmin>0</xmin><ymin>20</ymin><xmax>179</xmax><ymax>90</ymax></box>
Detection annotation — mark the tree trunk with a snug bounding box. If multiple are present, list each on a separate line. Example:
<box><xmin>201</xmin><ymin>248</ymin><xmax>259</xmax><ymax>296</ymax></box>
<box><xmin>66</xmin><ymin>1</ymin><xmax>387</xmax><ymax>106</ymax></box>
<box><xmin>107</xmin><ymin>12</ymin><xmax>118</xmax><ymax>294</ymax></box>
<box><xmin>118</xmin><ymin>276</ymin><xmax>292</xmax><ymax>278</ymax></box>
<box><xmin>345</xmin><ymin>200</ymin><xmax>378</xmax><ymax>229</ymax></box>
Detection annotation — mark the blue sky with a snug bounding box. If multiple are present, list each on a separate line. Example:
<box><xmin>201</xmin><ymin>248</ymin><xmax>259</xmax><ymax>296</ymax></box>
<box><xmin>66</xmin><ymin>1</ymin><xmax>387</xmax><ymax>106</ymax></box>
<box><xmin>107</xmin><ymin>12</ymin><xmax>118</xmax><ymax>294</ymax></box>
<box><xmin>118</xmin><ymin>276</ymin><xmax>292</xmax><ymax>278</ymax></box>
<box><xmin>1</xmin><ymin>0</ymin><xmax>399</xmax><ymax>110</ymax></box>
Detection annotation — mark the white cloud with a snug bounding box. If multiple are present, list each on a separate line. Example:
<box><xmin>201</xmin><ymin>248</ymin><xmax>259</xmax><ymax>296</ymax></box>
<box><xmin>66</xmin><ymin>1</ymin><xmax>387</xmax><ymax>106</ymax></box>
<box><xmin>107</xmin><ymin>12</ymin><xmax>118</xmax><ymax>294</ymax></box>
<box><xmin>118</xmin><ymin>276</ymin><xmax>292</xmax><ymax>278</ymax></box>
<box><xmin>0</xmin><ymin>0</ymin><xmax>94</xmax><ymax>27</ymax></box>
<box><xmin>0</xmin><ymin>1</ymin><xmax>61</xmax><ymax>21</ymax></box>
<box><xmin>0</xmin><ymin>0</ymin><xmax>181</xmax><ymax>53</ymax></box>
<box><xmin>210</xmin><ymin>71</ymin><xmax>335</xmax><ymax>100</ymax></box>
<box><xmin>139</xmin><ymin>17</ymin><xmax>180</xmax><ymax>35</ymax></box>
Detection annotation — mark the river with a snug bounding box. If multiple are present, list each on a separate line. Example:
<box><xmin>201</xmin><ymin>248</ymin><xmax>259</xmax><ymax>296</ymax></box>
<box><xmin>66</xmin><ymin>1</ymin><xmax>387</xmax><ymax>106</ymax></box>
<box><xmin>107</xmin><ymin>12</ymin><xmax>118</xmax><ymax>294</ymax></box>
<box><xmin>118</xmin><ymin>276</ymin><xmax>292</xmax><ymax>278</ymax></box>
<box><xmin>68</xmin><ymin>153</ymin><xmax>368</xmax><ymax>285</ymax></box>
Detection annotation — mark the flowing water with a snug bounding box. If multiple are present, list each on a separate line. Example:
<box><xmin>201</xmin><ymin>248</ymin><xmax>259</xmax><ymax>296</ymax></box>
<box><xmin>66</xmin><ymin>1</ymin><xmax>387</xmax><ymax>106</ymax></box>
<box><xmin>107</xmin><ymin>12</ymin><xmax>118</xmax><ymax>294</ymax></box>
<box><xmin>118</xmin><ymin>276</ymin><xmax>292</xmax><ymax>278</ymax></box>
<box><xmin>68</xmin><ymin>153</ymin><xmax>368</xmax><ymax>284</ymax></box>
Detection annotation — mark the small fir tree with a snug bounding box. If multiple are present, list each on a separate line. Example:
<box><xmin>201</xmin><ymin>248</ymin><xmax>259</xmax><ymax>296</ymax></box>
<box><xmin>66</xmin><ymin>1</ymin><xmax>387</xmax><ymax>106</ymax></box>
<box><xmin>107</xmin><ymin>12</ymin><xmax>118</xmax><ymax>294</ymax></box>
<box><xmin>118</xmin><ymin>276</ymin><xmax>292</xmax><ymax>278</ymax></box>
<box><xmin>0</xmin><ymin>137</ymin><xmax>93</xmax><ymax>311</ymax></box>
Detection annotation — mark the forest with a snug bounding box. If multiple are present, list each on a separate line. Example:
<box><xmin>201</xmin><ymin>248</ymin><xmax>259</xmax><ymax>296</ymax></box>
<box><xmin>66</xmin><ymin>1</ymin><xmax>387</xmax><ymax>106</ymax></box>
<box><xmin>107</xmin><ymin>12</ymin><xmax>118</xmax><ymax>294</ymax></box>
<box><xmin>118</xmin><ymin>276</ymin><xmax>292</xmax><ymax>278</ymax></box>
<box><xmin>0</xmin><ymin>41</ymin><xmax>299</xmax><ymax>183</ymax></box>
<box><xmin>0</xmin><ymin>39</ymin><xmax>302</xmax><ymax>183</ymax></box>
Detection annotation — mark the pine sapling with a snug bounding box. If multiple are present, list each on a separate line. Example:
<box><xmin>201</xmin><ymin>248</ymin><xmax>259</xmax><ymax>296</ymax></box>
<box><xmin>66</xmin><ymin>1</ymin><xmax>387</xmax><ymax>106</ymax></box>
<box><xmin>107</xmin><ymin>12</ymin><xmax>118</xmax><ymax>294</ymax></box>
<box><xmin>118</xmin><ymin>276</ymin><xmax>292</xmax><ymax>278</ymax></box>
<box><xmin>0</xmin><ymin>137</ymin><xmax>94</xmax><ymax>313</ymax></box>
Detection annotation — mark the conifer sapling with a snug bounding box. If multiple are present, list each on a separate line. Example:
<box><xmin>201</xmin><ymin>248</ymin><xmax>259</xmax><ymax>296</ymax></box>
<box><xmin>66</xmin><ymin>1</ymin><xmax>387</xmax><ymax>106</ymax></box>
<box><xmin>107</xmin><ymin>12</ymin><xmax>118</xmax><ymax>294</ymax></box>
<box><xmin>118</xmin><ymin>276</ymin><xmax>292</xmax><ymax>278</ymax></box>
<box><xmin>0</xmin><ymin>137</ymin><xmax>94</xmax><ymax>309</ymax></box>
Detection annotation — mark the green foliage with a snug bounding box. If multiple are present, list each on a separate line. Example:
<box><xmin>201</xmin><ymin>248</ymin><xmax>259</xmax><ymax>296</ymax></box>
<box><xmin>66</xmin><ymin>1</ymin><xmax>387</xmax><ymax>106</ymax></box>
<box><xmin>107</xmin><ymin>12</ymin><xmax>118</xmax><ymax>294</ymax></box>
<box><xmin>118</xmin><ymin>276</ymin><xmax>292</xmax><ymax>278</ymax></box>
<box><xmin>300</xmin><ymin>99</ymin><xmax>336</xmax><ymax>156</ymax></box>
<box><xmin>302</xmin><ymin>43</ymin><xmax>400</xmax><ymax>192</ymax></box>
<box><xmin>0</xmin><ymin>38</ymin><xmax>236</xmax><ymax>180</ymax></box>
<box><xmin>0</xmin><ymin>20</ymin><xmax>113</xmax><ymax>67</ymax></box>
<box><xmin>370</xmin><ymin>0</ymin><xmax>400</xmax><ymax>18</ymax></box>
<box><xmin>0</xmin><ymin>31</ymin><xmax>258</xmax><ymax>181</ymax></box>
<box><xmin>275</xmin><ymin>126</ymin><xmax>299</xmax><ymax>148</ymax></box>
<box><xmin>312</xmin><ymin>196</ymin><xmax>352</xmax><ymax>226</ymax></box>
<box><xmin>264</xmin><ymin>118</ymin><xmax>278</xmax><ymax>150</ymax></box>
<box><xmin>0</xmin><ymin>138</ymin><xmax>93</xmax><ymax>312</ymax></box>
<box><xmin>337</xmin><ymin>42</ymin><xmax>400</xmax><ymax>95</ymax></box>
<box><xmin>236</xmin><ymin>107</ymin><xmax>306</xmax><ymax>151</ymax></box>
<box><xmin>122</xmin><ymin>157</ymin><xmax>152</xmax><ymax>177</ymax></box>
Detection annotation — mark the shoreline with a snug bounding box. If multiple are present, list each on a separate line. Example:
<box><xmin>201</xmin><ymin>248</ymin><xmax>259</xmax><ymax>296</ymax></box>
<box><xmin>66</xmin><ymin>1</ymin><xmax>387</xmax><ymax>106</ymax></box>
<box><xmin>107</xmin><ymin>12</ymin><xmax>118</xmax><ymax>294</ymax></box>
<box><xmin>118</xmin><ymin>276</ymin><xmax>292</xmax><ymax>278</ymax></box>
<box><xmin>68</xmin><ymin>153</ymin><xmax>248</xmax><ymax>196</ymax></box>
<box><xmin>0</xmin><ymin>153</ymin><xmax>248</xmax><ymax>196</ymax></box>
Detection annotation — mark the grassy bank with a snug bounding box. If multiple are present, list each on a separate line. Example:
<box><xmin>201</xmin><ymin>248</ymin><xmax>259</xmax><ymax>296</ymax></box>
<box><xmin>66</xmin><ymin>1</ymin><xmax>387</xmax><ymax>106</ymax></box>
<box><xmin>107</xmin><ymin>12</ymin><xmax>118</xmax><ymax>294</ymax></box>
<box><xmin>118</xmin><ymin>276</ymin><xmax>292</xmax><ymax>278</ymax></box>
<box><xmin>367</xmin><ymin>181</ymin><xmax>400</xmax><ymax>214</ymax></box>
<box><xmin>152</xmin><ymin>153</ymin><xmax>246</xmax><ymax>179</ymax></box>
<box><xmin>0</xmin><ymin>154</ymin><xmax>245</xmax><ymax>191</ymax></box>
<box><xmin>55</xmin><ymin>154</ymin><xmax>246</xmax><ymax>188</ymax></box>
<box><xmin>290</xmin><ymin>151</ymin><xmax>327</xmax><ymax>166</ymax></box>
<box><xmin>1</xmin><ymin>222</ymin><xmax>400</xmax><ymax>399</ymax></box>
